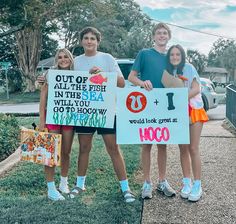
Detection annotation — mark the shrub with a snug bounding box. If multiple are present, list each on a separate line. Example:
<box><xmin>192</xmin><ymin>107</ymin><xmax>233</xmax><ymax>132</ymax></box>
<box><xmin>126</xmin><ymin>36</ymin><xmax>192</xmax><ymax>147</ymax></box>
<box><xmin>0</xmin><ymin>68</ymin><xmax>24</xmax><ymax>93</ymax></box>
<box><xmin>0</xmin><ymin>113</ymin><xmax>20</xmax><ymax>162</ymax></box>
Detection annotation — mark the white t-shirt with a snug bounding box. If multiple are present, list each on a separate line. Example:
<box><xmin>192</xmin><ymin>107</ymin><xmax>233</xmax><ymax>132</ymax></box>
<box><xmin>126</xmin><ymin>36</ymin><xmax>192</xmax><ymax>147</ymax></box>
<box><xmin>74</xmin><ymin>51</ymin><xmax>122</xmax><ymax>77</ymax></box>
<box><xmin>174</xmin><ymin>63</ymin><xmax>203</xmax><ymax>109</ymax></box>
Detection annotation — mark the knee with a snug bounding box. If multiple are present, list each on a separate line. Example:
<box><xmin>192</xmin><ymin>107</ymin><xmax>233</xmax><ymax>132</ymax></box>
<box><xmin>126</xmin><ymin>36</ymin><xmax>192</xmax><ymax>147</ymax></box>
<box><xmin>61</xmin><ymin>149</ymin><xmax>70</xmax><ymax>157</ymax></box>
<box><xmin>189</xmin><ymin>146</ymin><xmax>199</xmax><ymax>156</ymax></box>
<box><xmin>106</xmin><ymin>145</ymin><xmax>120</xmax><ymax>157</ymax></box>
<box><xmin>61</xmin><ymin>146</ymin><xmax>71</xmax><ymax>157</ymax></box>
<box><xmin>79</xmin><ymin>143</ymin><xmax>92</xmax><ymax>154</ymax></box>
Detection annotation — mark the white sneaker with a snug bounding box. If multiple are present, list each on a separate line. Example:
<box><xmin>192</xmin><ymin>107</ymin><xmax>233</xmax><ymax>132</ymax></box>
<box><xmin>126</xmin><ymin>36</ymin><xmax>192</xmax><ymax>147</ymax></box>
<box><xmin>48</xmin><ymin>189</ymin><xmax>65</xmax><ymax>201</ymax></box>
<box><xmin>188</xmin><ymin>180</ymin><xmax>202</xmax><ymax>202</ymax></box>
<box><xmin>59</xmin><ymin>182</ymin><xmax>70</xmax><ymax>194</ymax></box>
<box><xmin>180</xmin><ymin>178</ymin><xmax>192</xmax><ymax>199</ymax></box>
<box><xmin>141</xmin><ymin>182</ymin><xmax>152</xmax><ymax>199</ymax></box>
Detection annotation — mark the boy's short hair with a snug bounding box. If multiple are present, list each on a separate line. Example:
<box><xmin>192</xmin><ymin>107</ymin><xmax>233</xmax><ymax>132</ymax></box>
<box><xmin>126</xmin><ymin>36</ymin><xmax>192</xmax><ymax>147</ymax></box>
<box><xmin>79</xmin><ymin>27</ymin><xmax>101</xmax><ymax>42</ymax></box>
<box><xmin>152</xmin><ymin>22</ymin><xmax>171</xmax><ymax>39</ymax></box>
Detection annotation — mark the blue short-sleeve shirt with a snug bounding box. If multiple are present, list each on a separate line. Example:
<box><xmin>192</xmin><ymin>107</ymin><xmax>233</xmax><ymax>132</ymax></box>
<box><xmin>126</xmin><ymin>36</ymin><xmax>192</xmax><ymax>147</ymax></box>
<box><xmin>132</xmin><ymin>48</ymin><xmax>167</xmax><ymax>88</ymax></box>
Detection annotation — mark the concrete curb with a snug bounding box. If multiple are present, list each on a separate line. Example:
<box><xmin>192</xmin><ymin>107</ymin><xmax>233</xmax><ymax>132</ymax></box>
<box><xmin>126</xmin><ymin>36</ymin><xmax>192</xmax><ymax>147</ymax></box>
<box><xmin>0</xmin><ymin>147</ymin><xmax>21</xmax><ymax>176</ymax></box>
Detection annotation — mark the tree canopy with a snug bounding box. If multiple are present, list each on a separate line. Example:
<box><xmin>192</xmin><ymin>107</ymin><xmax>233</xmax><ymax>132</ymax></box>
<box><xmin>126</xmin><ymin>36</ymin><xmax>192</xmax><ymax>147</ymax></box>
<box><xmin>186</xmin><ymin>49</ymin><xmax>207</xmax><ymax>75</ymax></box>
<box><xmin>58</xmin><ymin>0</ymin><xmax>153</xmax><ymax>57</ymax></box>
<box><xmin>208</xmin><ymin>38</ymin><xmax>236</xmax><ymax>81</ymax></box>
<box><xmin>0</xmin><ymin>0</ymin><xmax>153</xmax><ymax>92</ymax></box>
<box><xmin>0</xmin><ymin>0</ymin><xmax>91</xmax><ymax>91</ymax></box>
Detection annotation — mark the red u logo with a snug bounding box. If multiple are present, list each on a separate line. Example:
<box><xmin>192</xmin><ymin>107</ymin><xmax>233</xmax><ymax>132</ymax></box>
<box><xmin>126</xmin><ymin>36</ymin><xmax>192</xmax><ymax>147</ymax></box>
<box><xmin>126</xmin><ymin>92</ymin><xmax>147</xmax><ymax>113</ymax></box>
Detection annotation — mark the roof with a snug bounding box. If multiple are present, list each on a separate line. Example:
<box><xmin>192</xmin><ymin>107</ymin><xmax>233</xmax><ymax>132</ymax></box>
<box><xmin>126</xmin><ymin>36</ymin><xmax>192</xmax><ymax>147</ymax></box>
<box><xmin>204</xmin><ymin>67</ymin><xmax>228</xmax><ymax>74</ymax></box>
<box><xmin>37</xmin><ymin>57</ymin><xmax>54</xmax><ymax>68</ymax></box>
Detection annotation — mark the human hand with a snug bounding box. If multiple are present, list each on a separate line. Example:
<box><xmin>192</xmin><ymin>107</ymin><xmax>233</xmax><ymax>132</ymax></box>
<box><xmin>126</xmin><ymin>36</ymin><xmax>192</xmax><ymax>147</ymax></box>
<box><xmin>39</xmin><ymin>122</ymin><xmax>46</xmax><ymax>132</ymax></box>
<box><xmin>37</xmin><ymin>75</ymin><xmax>46</xmax><ymax>85</ymax></box>
<box><xmin>141</xmin><ymin>80</ymin><xmax>153</xmax><ymax>91</ymax></box>
<box><xmin>89</xmin><ymin>66</ymin><xmax>101</xmax><ymax>74</ymax></box>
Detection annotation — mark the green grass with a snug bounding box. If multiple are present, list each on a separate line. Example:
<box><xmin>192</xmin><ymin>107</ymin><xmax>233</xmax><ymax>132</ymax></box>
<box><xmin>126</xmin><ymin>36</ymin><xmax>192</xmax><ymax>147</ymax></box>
<box><xmin>0</xmin><ymin>90</ymin><xmax>40</xmax><ymax>104</ymax></box>
<box><xmin>17</xmin><ymin>116</ymin><xmax>40</xmax><ymax>129</ymax></box>
<box><xmin>0</xmin><ymin>117</ymin><xmax>143</xmax><ymax>224</ymax></box>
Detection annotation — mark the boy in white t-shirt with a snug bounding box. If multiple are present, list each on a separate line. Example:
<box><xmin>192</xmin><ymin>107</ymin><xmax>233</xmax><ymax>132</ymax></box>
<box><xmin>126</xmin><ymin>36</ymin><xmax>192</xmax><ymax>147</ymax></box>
<box><xmin>70</xmin><ymin>27</ymin><xmax>135</xmax><ymax>203</ymax></box>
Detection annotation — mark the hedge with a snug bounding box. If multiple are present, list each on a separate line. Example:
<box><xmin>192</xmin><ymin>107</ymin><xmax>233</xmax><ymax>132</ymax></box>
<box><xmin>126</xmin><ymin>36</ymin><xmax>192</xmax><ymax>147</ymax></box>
<box><xmin>0</xmin><ymin>113</ymin><xmax>20</xmax><ymax>162</ymax></box>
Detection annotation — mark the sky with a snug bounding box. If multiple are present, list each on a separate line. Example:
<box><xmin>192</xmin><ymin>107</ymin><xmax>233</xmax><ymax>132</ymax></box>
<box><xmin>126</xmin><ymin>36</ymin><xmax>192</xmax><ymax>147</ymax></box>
<box><xmin>134</xmin><ymin>0</ymin><xmax>236</xmax><ymax>55</ymax></box>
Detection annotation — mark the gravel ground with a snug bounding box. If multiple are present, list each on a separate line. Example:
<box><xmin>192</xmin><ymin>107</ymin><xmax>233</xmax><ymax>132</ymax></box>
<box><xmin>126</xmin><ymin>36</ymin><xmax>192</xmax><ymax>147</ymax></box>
<box><xmin>142</xmin><ymin>120</ymin><xmax>236</xmax><ymax>224</ymax></box>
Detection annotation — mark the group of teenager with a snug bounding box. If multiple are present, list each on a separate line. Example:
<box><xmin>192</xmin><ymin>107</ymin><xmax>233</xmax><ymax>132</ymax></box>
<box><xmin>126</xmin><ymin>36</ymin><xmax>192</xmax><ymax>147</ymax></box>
<box><xmin>38</xmin><ymin>23</ymin><xmax>208</xmax><ymax>203</ymax></box>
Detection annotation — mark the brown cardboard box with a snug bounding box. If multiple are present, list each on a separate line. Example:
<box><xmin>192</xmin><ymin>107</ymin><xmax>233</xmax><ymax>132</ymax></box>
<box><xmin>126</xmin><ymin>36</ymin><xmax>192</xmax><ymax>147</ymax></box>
<box><xmin>161</xmin><ymin>71</ymin><xmax>185</xmax><ymax>88</ymax></box>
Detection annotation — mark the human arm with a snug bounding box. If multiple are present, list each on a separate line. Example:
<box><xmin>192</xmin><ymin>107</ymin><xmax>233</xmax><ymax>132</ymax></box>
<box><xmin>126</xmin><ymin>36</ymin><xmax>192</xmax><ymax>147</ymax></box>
<box><xmin>108</xmin><ymin>56</ymin><xmax>125</xmax><ymax>88</ymax></box>
<box><xmin>117</xmin><ymin>74</ymin><xmax>125</xmax><ymax>88</ymax></box>
<box><xmin>187</xmin><ymin>64</ymin><xmax>201</xmax><ymax>99</ymax></box>
<box><xmin>188</xmin><ymin>78</ymin><xmax>201</xmax><ymax>100</ymax></box>
<box><xmin>39</xmin><ymin>83</ymin><xmax>48</xmax><ymax>131</ymax></box>
<box><xmin>128</xmin><ymin>70</ymin><xmax>153</xmax><ymax>91</ymax></box>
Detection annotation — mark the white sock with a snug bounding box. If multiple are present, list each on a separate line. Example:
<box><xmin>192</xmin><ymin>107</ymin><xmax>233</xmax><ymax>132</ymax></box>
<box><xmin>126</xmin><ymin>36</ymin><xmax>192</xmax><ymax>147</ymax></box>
<box><xmin>60</xmin><ymin>176</ymin><xmax>68</xmax><ymax>185</ymax></box>
<box><xmin>47</xmin><ymin>181</ymin><xmax>56</xmax><ymax>191</ymax></box>
<box><xmin>76</xmin><ymin>176</ymin><xmax>86</xmax><ymax>189</ymax></box>
<box><xmin>119</xmin><ymin>179</ymin><xmax>130</xmax><ymax>192</ymax></box>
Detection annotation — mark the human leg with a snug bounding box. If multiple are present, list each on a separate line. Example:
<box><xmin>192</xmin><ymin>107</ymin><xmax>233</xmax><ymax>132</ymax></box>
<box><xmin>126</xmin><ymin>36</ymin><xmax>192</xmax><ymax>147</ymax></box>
<box><xmin>45</xmin><ymin>166</ymin><xmax>56</xmax><ymax>183</ymax></box>
<box><xmin>69</xmin><ymin>133</ymin><xmax>93</xmax><ymax>198</ymax></box>
<box><xmin>76</xmin><ymin>133</ymin><xmax>93</xmax><ymax>189</ymax></box>
<box><xmin>157</xmin><ymin>144</ymin><xmax>167</xmax><ymax>181</ymax></box>
<box><xmin>60</xmin><ymin>128</ymin><xmax>74</xmax><ymax>177</ymax></box>
<box><xmin>142</xmin><ymin>144</ymin><xmax>152</xmax><ymax>182</ymax></box>
<box><xmin>156</xmin><ymin>144</ymin><xmax>176</xmax><ymax>197</ymax></box>
<box><xmin>45</xmin><ymin>129</ymin><xmax>64</xmax><ymax>201</ymax></box>
<box><xmin>102</xmin><ymin>134</ymin><xmax>135</xmax><ymax>202</ymax></box>
<box><xmin>188</xmin><ymin>122</ymin><xmax>203</xmax><ymax>202</ymax></box>
<box><xmin>179</xmin><ymin>144</ymin><xmax>191</xmax><ymax>178</ymax></box>
<box><xmin>179</xmin><ymin>144</ymin><xmax>192</xmax><ymax>198</ymax></box>
<box><xmin>141</xmin><ymin>144</ymin><xmax>153</xmax><ymax>199</ymax></box>
<box><xmin>59</xmin><ymin>128</ymin><xmax>74</xmax><ymax>193</ymax></box>
<box><xmin>189</xmin><ymin>122</ymin><xmax>202</xmax><ymax>180</ymax></box>
<box><xmin>102</xmin><ymin>134</ymin><xmax>127</xmax><ymax>181</ymax></box>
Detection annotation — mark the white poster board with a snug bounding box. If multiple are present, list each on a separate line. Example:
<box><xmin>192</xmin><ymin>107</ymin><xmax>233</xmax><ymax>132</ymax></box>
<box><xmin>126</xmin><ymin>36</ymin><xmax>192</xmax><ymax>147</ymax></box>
<box><xmin>116</xmin><ymin>87</ymin><xmax>189</xmax><ymax>144</ymax></box>
<box><xmin>46</xmin><ymin>70</ymin><xmax>117</xmax><ymax>128</ymax></box>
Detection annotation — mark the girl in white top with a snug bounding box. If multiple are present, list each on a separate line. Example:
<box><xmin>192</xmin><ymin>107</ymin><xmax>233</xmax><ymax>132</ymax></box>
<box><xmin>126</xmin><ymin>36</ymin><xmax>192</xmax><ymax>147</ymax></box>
<box><xmin>165</xmin><ymin>44</ymin><xmax>208</xmax><ymax>202</ymax></box>
<box><xmin>39</xmin><ymin>48</ymin><xmax>74</xmax><ymax>201</ymax></box>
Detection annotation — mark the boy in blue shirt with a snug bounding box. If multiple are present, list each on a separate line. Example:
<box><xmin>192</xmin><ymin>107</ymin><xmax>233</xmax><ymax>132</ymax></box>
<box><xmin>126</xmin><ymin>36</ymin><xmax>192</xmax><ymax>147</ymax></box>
<box><xmin>128</xmin><ymin>23</ymin><xmax>176</xmax><ymax>199</ymax></box>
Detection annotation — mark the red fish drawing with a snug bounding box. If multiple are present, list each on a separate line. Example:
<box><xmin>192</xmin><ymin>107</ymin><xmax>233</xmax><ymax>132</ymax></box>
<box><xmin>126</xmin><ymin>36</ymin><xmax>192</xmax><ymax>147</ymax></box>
<box><xmin>89</xmin><ymin>74</ymin><xmax>107</xmax><ymax>85</ymax></box>
<box><xmin>178</xmin><ymin>75</ymin><xmax>188</xmax><ymax>81</ymax></box>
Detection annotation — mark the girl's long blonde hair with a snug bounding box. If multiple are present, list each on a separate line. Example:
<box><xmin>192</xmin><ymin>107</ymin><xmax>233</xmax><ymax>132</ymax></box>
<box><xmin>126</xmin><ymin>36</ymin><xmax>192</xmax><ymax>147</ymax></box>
<box><xmin>54</xmin><ymin>48</ymin><xmax>74</xmax><ymax>70</ymax></box>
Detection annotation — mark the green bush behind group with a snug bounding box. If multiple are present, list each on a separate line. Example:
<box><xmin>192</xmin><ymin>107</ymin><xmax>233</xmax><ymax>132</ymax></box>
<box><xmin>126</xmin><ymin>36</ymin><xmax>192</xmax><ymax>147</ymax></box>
<box><xmin>0</xmin><ymin>114</ymin><xmax>20</xmax><ymax>161</ymax></box>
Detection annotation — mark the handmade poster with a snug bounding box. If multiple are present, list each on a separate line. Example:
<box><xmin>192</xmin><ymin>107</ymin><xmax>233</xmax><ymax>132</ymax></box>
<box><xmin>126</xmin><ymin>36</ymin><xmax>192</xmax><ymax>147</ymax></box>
<box><xmin>20</xmin><ymin>128</ymin><xmax>62</xmax><ymax>167</ymax></box>
<box><xmin>46</xmin><ymin>70</ymin><xmax>117</xmax><ymax>128</ymax></box>
<box><xmin>116</xmin><ymin>87</ymin><xmax>189</xmax><ymax>144</ymax></box>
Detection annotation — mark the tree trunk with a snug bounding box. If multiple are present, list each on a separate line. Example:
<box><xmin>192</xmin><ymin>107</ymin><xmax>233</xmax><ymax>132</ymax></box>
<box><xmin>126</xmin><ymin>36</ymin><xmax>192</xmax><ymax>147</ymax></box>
<box><xmin>15</xmin><ymin>25</ymin><xmax>42</xmax><ymax>92</ymax></box>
